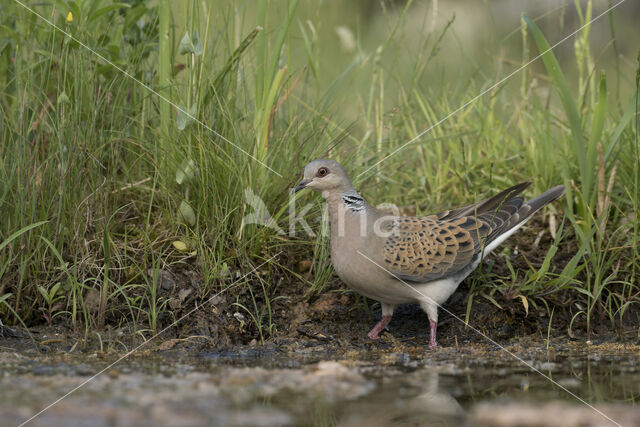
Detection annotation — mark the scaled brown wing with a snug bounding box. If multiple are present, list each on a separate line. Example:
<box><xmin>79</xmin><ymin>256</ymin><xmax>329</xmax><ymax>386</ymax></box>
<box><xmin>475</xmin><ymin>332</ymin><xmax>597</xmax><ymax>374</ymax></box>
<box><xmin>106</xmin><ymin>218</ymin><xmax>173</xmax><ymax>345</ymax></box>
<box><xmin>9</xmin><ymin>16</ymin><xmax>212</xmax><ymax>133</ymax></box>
<box><xmin>382</xmin><ymin>183</ymin><xmax>531</xmax><ymax>282</ymax></box>
<box><xmin>382</xmin><ymin>215</ymin><xmax>490</xmax><ymax>282</ymax></box>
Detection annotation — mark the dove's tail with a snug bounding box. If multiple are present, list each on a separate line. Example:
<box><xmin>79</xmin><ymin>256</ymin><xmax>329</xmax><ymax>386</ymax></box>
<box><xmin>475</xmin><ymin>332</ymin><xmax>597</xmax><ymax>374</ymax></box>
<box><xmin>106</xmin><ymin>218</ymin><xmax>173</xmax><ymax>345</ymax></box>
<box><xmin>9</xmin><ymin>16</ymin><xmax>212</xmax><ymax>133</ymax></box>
<box><xmin>482</xmin><ymin>185</ymin><xmax>566</xmax><ymax>255</ymax></box>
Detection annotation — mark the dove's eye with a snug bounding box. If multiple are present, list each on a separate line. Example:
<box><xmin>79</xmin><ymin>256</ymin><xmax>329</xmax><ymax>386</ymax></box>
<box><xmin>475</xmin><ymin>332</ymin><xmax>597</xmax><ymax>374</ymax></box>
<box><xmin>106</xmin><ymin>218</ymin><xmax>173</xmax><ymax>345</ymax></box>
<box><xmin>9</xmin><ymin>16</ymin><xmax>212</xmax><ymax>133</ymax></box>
<box><xmin>317</xmin><ymin>167</ymin><xmax>329</xmax><ymax>177</ymax></box>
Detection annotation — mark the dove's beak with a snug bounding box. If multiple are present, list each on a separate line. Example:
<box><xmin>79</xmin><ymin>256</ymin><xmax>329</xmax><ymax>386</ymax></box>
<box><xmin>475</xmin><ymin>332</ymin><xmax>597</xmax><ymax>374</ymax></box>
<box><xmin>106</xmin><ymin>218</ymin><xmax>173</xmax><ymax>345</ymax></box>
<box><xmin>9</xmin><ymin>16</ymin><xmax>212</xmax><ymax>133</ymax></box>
<box><xmin>293</xmin><ymin>179</ymin><xmax>312</xmax><ymax>193</ymax></box>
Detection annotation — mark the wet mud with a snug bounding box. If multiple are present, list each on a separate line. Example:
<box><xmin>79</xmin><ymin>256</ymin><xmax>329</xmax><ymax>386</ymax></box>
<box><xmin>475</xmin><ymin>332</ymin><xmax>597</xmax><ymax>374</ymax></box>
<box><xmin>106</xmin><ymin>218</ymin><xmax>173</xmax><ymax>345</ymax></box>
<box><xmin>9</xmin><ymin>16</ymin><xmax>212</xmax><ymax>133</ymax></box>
<box><xmin>2</xmin><ymin>338</ymin><xmax>640</xmax><ymax>426</ymax></box>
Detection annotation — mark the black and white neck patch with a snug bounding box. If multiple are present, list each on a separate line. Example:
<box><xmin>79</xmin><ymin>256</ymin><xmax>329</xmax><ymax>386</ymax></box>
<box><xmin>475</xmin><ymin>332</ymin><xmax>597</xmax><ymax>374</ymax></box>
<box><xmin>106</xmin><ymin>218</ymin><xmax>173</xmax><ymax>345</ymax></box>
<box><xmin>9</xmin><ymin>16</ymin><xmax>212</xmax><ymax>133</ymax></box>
<box><xmin>342</xmin><ymin>193</ymin><xmax>366</xmax><ymax>212</ymax></box>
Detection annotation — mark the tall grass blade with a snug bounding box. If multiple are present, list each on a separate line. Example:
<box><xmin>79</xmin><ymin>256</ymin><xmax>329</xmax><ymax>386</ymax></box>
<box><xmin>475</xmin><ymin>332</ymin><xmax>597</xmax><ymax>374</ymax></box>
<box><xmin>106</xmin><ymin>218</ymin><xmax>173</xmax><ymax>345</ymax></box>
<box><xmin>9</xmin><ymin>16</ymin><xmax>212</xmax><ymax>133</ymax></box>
<box><xmin>523</xmin><ymin>15</ymin><xmax>586</xmax><ymax>182</ymax></box>
<box><xmin>0</xmin><ymin>221</ymin><xmax>48</xmax><ymax>253</ymax></box>
<box><xmin>158</xmin><ymin>0</ymin><xmax>172</xmax><ymax>149</ymax></box>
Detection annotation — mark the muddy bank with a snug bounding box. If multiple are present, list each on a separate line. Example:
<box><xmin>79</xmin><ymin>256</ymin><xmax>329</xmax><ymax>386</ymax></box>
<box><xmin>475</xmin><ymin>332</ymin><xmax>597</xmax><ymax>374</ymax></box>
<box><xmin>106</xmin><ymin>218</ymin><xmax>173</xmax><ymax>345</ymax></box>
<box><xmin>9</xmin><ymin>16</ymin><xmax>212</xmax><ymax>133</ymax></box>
<box><xmin>2</xmin><ymin>278</ymin><xmax>635</xmax><ymax>359</ymax></box>
<box><xmin>2</xmin><ymin>215</ymin><xmax>636</xmax><ymax>356</ymax></box>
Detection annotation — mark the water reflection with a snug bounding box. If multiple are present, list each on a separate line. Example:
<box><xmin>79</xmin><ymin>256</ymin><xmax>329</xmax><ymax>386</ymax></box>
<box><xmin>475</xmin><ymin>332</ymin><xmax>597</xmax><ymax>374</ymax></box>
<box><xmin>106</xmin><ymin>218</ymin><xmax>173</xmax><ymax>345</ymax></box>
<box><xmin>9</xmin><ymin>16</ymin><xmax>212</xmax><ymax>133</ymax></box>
<box><xmin>1</xmin><ymin>348</ymin><xmax>640</xmax><ymax>426</ymax></box>
<box><xmin>298</xmin><ymin>352</ymin><xmax>640</xmax><ymax>425</ymax></box>
<box><xmin>300</xmin><ymin>369</ymin><xmax>465</xmax><ymax>426</ymax></box>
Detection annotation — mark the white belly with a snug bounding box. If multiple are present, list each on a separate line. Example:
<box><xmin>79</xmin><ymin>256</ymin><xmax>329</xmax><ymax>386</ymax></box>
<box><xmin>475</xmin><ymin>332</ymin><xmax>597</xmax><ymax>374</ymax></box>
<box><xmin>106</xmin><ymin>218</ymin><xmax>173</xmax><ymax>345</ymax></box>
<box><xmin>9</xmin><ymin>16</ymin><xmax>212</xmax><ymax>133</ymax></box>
<box><xmin>332</xmin><ymin>243</ymin><xmax>480</xmax><ymax>308</ymax></box>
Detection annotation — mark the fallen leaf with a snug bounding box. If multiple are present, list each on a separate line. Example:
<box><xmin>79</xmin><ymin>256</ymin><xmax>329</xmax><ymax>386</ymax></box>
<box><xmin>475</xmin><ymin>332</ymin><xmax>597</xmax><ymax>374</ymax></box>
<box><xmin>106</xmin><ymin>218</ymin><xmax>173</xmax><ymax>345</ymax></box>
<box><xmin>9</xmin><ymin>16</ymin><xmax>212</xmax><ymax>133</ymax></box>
<box><xmin>298</xmin><ymin>260</ymin><xmax>312</xmax><ymax>273</ymax></box>
<box><xmin>172</xmin><ymin>240</ymin><xmax>188</xmax><ymax>252</ymax></box>
<box><xmin>517</xmin><ymin>294</ymin><xmax>529</xmax><ymax>316</ymax></box>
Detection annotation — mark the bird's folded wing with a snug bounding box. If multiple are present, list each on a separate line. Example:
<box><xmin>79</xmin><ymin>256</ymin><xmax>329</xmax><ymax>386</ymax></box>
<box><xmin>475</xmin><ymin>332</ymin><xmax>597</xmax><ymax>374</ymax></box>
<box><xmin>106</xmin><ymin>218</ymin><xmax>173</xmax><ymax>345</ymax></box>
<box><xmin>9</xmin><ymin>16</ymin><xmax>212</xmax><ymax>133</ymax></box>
<box><xmin>382</xmin><ymin>216</ymin><xmax>490</xmax><ymax>282</ymax></box>
<box><xmin>380</xmin><ymin>181</ymin><xmax>545</xmax><ymax>282</ymax></box>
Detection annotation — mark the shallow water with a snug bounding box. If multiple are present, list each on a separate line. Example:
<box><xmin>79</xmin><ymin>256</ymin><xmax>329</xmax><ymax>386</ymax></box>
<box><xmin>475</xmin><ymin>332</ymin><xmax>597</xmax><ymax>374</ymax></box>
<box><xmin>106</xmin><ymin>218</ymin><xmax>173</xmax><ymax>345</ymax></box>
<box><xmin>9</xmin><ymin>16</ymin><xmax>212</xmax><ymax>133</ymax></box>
<box><xmin>1</xmin><ymin>343</ymin><xmax>640</xmax><ymax>426</ymax></box>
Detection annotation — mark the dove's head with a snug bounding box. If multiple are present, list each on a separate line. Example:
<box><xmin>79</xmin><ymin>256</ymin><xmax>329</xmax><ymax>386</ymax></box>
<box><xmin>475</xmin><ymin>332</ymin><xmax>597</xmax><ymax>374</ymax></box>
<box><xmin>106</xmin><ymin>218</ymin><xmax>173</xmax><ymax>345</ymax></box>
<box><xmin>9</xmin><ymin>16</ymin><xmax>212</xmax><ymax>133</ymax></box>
<box><xmin>293</xmin><ymin>159</ymin><xmax>355</xmax><ymax>195</ymax></box>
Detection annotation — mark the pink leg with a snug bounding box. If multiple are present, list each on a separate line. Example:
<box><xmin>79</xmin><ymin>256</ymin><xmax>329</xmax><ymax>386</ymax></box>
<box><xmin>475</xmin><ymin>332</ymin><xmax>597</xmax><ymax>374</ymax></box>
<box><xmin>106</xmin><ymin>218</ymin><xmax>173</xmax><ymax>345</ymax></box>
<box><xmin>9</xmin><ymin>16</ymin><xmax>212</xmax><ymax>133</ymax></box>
<box><xmin>367</xmin><ymin>315</ymin><xmax>392</xmax><ymax>339</ymax></box>
<box><xmin>429</xmin><ymin>320</ymin><xmax>438</xmax><ymax>349</ymax></box>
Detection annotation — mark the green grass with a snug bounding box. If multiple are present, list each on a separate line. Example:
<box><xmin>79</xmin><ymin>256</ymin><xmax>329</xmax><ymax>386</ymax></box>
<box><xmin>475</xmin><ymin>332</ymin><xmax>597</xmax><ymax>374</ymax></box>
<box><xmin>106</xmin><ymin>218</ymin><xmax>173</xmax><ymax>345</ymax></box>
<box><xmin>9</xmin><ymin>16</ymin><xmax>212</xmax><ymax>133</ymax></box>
<box><xmin>0</xmin><ymin>0</ymin><xmax>638</xmax><ymax>341</ymax></box>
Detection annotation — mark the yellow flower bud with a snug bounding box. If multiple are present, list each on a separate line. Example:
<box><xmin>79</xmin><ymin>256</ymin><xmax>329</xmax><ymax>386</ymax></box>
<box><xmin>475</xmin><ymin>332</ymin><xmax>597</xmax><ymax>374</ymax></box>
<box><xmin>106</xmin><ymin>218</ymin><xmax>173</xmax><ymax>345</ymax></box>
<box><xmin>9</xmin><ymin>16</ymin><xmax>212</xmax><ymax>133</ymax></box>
<box><xmin>66</xmin><ymin>12</ymin><xmax>73</xmax><ymax>23</ymax></box>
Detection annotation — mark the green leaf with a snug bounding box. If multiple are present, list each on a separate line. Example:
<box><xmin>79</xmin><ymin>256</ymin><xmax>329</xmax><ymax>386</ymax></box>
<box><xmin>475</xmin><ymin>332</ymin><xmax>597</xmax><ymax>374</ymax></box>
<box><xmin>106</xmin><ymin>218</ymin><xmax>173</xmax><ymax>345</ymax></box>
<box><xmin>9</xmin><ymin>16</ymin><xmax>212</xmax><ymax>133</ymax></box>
<box><xmin>176</xmin><ymin>103</ymin><xmax>197</xmax><ymax>131</ymax></box>
<box><xmin>179</xmin><ymin>31</ymin><xmax>193</xmax><ymax>55</ymax></box>
<box><xmin>585</xmin><ymin>72</ymin><xmax>608</xmax><ymax>199</ymax></box>
<box><xmin>57</xmin><ymin>91</ymin><xmax>71</xmax><ymax>105</ymax></box>
<box><xmin>192</xmin><ymin>30</ymin><xmax>203</xmax><ymax>56</ymax></box>
<box><xmin>178</xmin><ymin>200</ymin><xmax>196</xmax><ymax>226</ymax></box>
<box><xmin>481</xmin><ymin>292</ymin><xmax>503</xmax><ymax>310</ymax></box>
<box><xmin>50</xmin><ymin>282</ymin><xmax>62</xmax><ymax>300</ymax></box>
<box><xmin>552</xmin><ymin>224</ymin><xmax>596</xmax><ymax>288</ymax></box>
<box><xmin>0</xmin><ymin>293</ymin><xmax>11</xmax><ymax>305</ymax></box>
<box><xmin>532</xmin><ymin>244</ymin><xmax>558</xmax><ymax>282</ymax></box>
<box><xmin>37</xmin><ymin>285</ymin><xmax>50</xmax><ymax>303</ymax></box>
<box><xmin>178</xmin><ymin>30</ymin><xmax>203</xmax><ymax>56</ymax></box>
<box><xmin>175</xmin><ymin>159</ymin><xmax>197</xmax><ymax>184</ymax></box>
<box><xmin>571</xmin><ymin>286</ymin><xmax>594</xmax><ymax>298</ymax></box>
